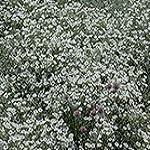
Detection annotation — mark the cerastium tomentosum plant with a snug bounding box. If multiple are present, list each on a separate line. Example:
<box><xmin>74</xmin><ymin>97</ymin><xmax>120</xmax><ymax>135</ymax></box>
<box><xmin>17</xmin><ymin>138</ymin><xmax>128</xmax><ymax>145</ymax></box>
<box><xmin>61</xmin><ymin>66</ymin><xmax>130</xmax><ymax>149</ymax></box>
<box><xmin>0</xmin><ymin>0</ymin><xmax>150</xmax><ymax>150</ymax></box>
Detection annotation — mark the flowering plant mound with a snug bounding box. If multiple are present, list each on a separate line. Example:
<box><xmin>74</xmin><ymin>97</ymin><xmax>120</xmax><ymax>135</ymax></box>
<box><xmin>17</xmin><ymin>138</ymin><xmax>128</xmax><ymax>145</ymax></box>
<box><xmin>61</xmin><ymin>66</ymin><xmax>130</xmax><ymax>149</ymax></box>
<box><xmin>0</xmin><ymin>0</ymin><xmax>150</xmax><ymax>150</ymax></box>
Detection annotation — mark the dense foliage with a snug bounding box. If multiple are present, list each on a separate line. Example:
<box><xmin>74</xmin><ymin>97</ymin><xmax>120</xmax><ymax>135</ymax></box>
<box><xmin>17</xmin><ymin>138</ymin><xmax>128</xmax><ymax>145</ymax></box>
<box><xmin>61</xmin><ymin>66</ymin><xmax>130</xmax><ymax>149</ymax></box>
<box><xmin>0</xmin><ymin>0</ymin><xmax>150</xmax><ymax>149</ymax></box>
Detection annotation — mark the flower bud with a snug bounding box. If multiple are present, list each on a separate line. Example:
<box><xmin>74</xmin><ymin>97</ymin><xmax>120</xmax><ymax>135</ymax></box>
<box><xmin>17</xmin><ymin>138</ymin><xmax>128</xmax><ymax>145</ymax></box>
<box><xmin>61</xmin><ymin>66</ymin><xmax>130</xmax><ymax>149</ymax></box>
<box><xmin>113</xmin><ymin>83</ymin><xmax>120</xmax><ymax>90</ymax></box>
<box><xmin>90</xmin><ymin>108</ymin><xmax>97</xmax><ymax>116</ymax></box>
<box><xmin>73</xmin><ymin>110</ymin><xmax>81</xmax><ymax>117</ymax></box>
<box><xmin>106</xmin><ymin>83</ymin><xmax>112</xmax><ymax>90</ymax></box>
<box><xmin>111</xmin><ymin>83</ymin><xmax>120</xmax><ymax>93</ymax></box>
<box><xmin>97</xmin><ymin>106</ymin><xmax>104</xmax><ymax>114</ymax></box>
<box><xmin>64</xmin><ymin>95</ymin><xmax>69</xmax><ymax>101</ymax></box>
<box><xmin>79</xmin><ymin>126</ymin><xmax>87</xmax><ymax>133</ymax></box>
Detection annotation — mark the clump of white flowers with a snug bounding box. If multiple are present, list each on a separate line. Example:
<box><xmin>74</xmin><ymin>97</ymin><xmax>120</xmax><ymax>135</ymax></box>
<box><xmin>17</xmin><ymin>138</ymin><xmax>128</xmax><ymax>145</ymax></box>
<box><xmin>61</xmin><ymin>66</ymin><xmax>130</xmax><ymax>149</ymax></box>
<box><xmin>0</xmin><ymin>0</ymin><xmax>150</xmax><ymax>149</ymax></box>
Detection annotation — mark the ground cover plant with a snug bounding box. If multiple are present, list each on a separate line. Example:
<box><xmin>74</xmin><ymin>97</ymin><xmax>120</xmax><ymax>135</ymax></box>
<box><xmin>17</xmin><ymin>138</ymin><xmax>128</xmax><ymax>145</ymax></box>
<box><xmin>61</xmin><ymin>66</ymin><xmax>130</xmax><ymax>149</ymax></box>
<box><xmin>0</xmin><ymin>0</ymin><xmax>150</xmax><ymax>149</ymax></box>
